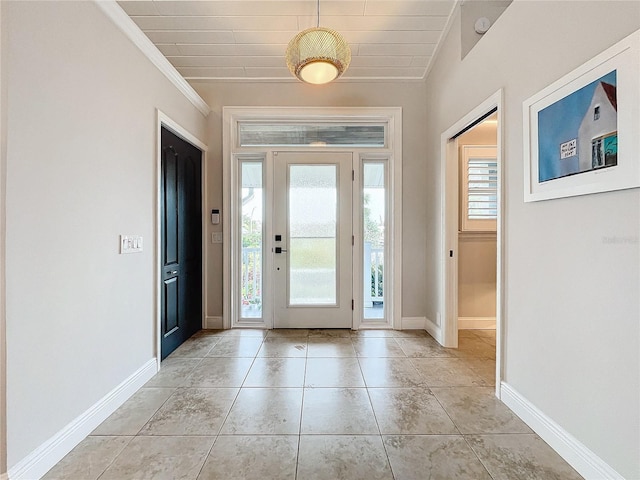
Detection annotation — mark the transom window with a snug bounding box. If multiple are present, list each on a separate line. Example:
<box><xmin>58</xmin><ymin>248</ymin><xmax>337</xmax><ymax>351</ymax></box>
<box><xmin>238</xmin><ymin>122</ymin><xmax>386</xmax><ymax>148</ymax></box>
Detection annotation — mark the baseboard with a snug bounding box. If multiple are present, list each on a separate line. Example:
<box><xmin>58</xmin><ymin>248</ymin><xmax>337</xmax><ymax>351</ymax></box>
<box><xmin>458</xmin><ymin>316</ymin><xmax>496</xmax><ymax>329</ymax></box>
<box><xmin>400</xmin><ymin>316</ymin><xmax>426</xmax><ymax>330</ymax></box>
<box><xmin>500</xmin><ymin>382</ymin><xmax>624</xmax><ymax>480</ymax></box>
<box><xmin>7</xmin><ymin>359</ymin><xmax>157</xmax><ymax>480</ymax></box>
<box><xmin>424</xmin><ymin>316</ymin><xmax>442</xmax><ymax>343</ymax></box>
<box><xmin>205</xmin><ymin>316</ymin><xmax>223</xmax><ymax>329</ymax></box>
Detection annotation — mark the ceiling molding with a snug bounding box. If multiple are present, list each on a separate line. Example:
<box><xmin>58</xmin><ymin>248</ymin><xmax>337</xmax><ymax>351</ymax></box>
<box><xmin>94</xmin><ymin>1</ymin><xmax>211</xmax><ymax>117</ymax></box>
<box><xmin>423</xmin><ymin>0</ymin><xmax>462</xmax><ymax>80</ymax></box>
<box><xmin>185</xmin><ymin>76</ymin><xmax>427</xmax><ymax>83</ymax></box>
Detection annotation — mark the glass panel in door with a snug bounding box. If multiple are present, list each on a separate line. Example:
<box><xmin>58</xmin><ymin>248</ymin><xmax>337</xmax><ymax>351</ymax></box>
<box><xmin>273</xmin><ymin>152</ymin><xmax>352</xmax><ymax>329</ymax></box>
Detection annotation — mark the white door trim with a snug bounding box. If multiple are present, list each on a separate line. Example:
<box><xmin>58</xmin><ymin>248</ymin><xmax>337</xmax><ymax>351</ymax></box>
<box><xmin>155</xmin><ymin>110</ymin><xmax>208</xmax><ymax>369</ymax></box>
<box><xmin>223</xmin><ymin>107</ymin><xmax>402</xmax><ymax>330</ymax></box>
<box><xmin>439</xmin><ymin>90</ymin><xmax>504</xmax><ymax>397</ymax></box>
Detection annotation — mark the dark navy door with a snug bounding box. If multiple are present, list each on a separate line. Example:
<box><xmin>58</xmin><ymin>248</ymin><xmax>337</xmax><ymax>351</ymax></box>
<box><xmin>161</xmin><ymin>126</ymin><xmax>202</xmax><ymax>360</ymax></box>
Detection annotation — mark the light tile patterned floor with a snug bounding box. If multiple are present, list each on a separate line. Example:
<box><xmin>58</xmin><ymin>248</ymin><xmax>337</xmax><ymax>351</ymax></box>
<box><xmin>43</xmin><ymin>329</ymin><xmax>583</xmax><ymax>480</ymax></box>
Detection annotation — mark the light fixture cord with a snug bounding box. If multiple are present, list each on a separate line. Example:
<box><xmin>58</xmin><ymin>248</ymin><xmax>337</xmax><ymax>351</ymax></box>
<box><xmin>317</xmin><ymin>0</ymin><xmax>320</xmax><ymax>27</ymax></box>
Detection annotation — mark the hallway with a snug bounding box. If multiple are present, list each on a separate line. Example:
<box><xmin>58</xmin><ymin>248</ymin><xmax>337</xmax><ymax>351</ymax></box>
<box><xmin>43</xmin><ymin>329</ymin><xmax>581</xmax><ymax>480</ymax></box>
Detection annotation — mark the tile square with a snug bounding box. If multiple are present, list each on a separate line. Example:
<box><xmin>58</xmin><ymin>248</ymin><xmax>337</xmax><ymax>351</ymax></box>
<box><xmin>92</xmin><ymin>387</ymin><xmax>174</xmax><ymax>436</ymax></box>
<box><xmin>138</xmin><ymin>388</ymin><xmax>238</xmax><ymax>436</ymax></box>
<box><xmin>352</xmin><ymin>337</ymin><xmax>406</xmax><ymax>357</ymax></box>
<box><xmin>198</xmin><ymin>436</ymin><xmax>298</xmax><ymax>480</ymax></box>
<box><xmin>301</xmin><ymin>388</ymin><xmax>378</xmax><ymax>434</ymax></box>
<box><xmin>358</xmin><ymin>357</ymin><xmax>425</xmax><ymax>387</ymax></box>
<box><xmin>466</xmin><ymin>434</ymin><xmax>583</xmax><ymax>480</ymax></box>
<box><xmin>183</xmin><ymin>357</ymin><xmax>253</xmax><ymax>387</ymax></box>
<box><xmin>243</xmin><ymin>357</ymin><xmax>306</xmax><ymax>387</ymax></box>
<box><xmin>411</xmin><ymin>358</ymin><xmax>487</xmax><ymax>387</ymax></box>
<box><xmin>453</xmin><ymin>337</ymin><xmax>496</xmax><ymax>359</ymax></box>
<box><xmin>221</xmin><ymin>388</ymin><xmax>303</xmax><ymax>434</ymax></box>
<box><xmin>224</xmin><ymin>328</ymin><xmax>268</xmax><ymax>337</ymax></box>
<box><xmin>305</xmin><ymin>357</ymin><xmax>365</xmax><ymax>387</ymax></box>
<box><xmin>309</xmin><ymin>329</ymin><xmax>352</xmax><ymax>338</ymax></box>
<box><xmin>396</xmin><ymin>337</ymin><xmax>457</xmax><ymax>358</ymax></box>
<box><xmin>267</xmin><ymin>328</ymin><xmax>310</xmax><ymax>337</ymax></box>
<box><xmin>368</xmin><ymin>388</ymin><xmax>458</xmax><ymax>434</ymax></box>
<box><xmin>384</xmin><ymin>435</ymin><xmax>492</xmax><ymax>480</ymax></box>
<box><xmin>297</xmin><ymin>435</ymin><xmax>393</xmax><ymax>480</ymax></box>
<box><xmin>169</xmin><ymin>335</ymin><xmax>220</xmax><ymax>358</ymax></box>
<box><xmin>431</xmin><ymin>387</ymin><xmax>533</xmax><ymax>434</ymax></box>
<box><xmin>42</xmin><ymin>436</ymin><xmax>132</xmax><ymax>480</ymax></box>
<box><xmin>350</xmin><ymin>329</ymin><xmax>396</xmax><ymax>338</ymax></box>
<box><xmin>99</xmin><ymin>436</ymin><xmax>214</xmax><ymax>480</ymax></box>
<box><xmin>206</xmin><ymin>336</ymin><xmax>264</xmax><ymax>357</ymax></box>
<box><xmin>307</xmin><ymin>337</ymin><xmax>356</xmax><ymax>357</ymax></box>
<box><xmin>144</xmin><ymin>358</ymin><xmax>202</xmax><ymax>388</ymax></box>
<box><xmin>257</xmin><ymin>336</ymin><xmax>308</xmax><ymax>357</ymax></box>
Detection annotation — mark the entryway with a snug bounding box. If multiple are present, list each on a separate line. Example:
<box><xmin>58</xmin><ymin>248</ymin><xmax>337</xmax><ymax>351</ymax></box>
<box><xmin>159</xmin><ymin>122</ymin><xmax>204</xmax><ymax>360</ymax></box>
<box><xmin>440</xmin><ymin>91</ymin><xmax>503</xmax><ymax>395</ymax></box>
<box><xmin>223</xmin><ymin>107</ymin><xmax>403</xmax><ymax>331</ymax></box>
<box><xmin>272</xmin><ymin>151</ymin><xmax>353</xmax><ymax>329</ymax></box>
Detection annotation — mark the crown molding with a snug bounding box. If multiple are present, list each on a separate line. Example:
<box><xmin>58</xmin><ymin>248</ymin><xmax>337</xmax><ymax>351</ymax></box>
<box><xmin>94</xmin><ymin>1</ymin><xmax>210</xmax><ymax>117</ymax></box>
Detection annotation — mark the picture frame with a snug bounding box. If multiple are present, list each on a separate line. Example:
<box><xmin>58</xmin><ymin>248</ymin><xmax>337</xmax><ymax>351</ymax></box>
<box><xmin>523</xmin><ymin>30</ymin><xmax>640</xmax><ymax>202</ymax></box>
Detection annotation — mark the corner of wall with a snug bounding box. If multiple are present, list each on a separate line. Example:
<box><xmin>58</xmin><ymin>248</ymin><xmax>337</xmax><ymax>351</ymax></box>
<box><xmin>0</xmin><ymin>0</ymin><xmax>8</xmax><ymax>475</ymax></box>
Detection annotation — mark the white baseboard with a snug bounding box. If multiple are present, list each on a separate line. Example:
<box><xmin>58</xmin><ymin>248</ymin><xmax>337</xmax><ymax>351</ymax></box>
<box><xmin>7</xmin><ymin>359</ymin><xmax>157</xmax><ymax>480</ymax></box>
<box><xmin>458</xmin><ymin>316</ymin><xmax>496</xmax><ymax>329</ymax></box>
<box><xmin>424</xmin><ymin>316</ymin><xmax>442</xmax><ymax>343</ymax></box>
<box><xmin>500</xmin><ymin>382</ymin><xmax>624</xmax><ymax>480</ymax></box>
<box><xmin>400</xmin><ymin>316</ymin><xmax>426</xmax><ymax>330</ymax></box>
<box><xmin>205</xmin><ymin>316</ymin><xmax>223</xmax><ymax>329</ymax></box>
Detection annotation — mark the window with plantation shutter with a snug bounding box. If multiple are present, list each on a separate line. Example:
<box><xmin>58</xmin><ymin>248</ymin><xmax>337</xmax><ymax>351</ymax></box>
<box><xmin>460</xmin><ymin>146</ymin><xmax>497</xmax><ymax>232</ymax></box>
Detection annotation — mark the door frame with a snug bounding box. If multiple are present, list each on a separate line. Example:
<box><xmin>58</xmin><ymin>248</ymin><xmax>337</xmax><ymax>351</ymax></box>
<box><xmin>439</xmin><ymin>90</ymin><xmax>504</xmax><ymax>397</ymax></box>
<box><xmin>155</xmin><ymin>110</ymin><xmax>208</xmax><ymax>369</ymax></box>
<box><xmin>223</xmin><ymin>107</ymin><xmax>402</xmax><ymax>330</ymax></box>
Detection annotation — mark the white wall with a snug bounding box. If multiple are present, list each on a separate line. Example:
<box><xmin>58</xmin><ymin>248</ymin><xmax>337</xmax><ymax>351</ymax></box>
<box><xmin>191</xmin><ymin>80</ymin><xmax>428</xmax><ymax>319</ymax></box>
<box><xmin>1</xmin><ymin>1</ymin><xmax>8</xmax><ymax>475</ymax></box>
<box><xmin>3</xmin><ymin>0</ymin><xmax>206</xmax><ymax>470</ymax></box>
<box><xmin>424</xmin><ymin>1</ymin><xmax>639</xmax><ymax>477</ymax></box>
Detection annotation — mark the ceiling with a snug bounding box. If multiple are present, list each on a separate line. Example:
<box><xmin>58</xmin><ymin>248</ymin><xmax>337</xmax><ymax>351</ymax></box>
<box><xmin>117</xmin><ymin>0</ymin><xmax>458</xmax><ymax>82</ymax></box>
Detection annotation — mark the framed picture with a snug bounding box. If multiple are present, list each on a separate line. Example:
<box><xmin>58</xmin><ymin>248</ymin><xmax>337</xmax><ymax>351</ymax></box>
<box><xmin>523</xmin><ymin>30</ymin><xmax>640</xmax><ymax>202</ymax></box>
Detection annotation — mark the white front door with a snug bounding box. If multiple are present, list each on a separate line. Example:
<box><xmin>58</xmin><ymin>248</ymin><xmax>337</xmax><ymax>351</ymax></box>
<box><xmin>273</xmin><ymin>151</ymin><xmax>353</xmax><ymax>328</ymax></box>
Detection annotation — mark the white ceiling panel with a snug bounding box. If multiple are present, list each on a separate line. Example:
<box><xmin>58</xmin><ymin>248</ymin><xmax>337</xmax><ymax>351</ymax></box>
<box><xmin>117</xmin><ymin>0</ymin><xmax>462</xmax><ymax>81</ymax></box>
<box><xmin>297</xmin><ymin>15</ymin><xmax>449</xmax><ymax>32</ymax></box>
<box><xmin>145</xmin><ymin>30</ymin><xmax>236</xmax><ymax>44</ymax></box>
<box><xmin>364</xmin><ymin>1</ymin><xmax>455</xmax><ymax>16</ymax></box>
<box><xmin>176</xmin><ymin>43</ymin><xmax>289</xmax><ymax>56</ymax></box>
<box><xmin>358</xmin><ymin>43</ymin><xmax>437</xmax><ymax>56</ymax></box>
<box><xmin>169</xmin><ymin>55</ymin><xmax>286</xmax><ymax>67</ymax></box>
<box><xmin>133</xmin><ymin>15</ymin><xmax>299</xmax><ymax>31</ymax></box>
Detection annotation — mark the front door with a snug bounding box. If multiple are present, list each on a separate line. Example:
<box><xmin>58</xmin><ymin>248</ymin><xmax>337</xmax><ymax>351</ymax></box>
<box><xmin>160</xmin><ymin>126</ymin><xmax>202</xmax><ymax>359</ymax></box>
<box><xmin>273</xmin><ymin>151</ymin><xmax>353</xmax><ymax>328</ymax></box>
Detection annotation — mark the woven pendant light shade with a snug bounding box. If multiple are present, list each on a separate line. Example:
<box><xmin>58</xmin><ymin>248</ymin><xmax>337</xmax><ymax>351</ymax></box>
<box><xmin>286</xmin><ymin>27</ymin><xmax>351</xmax><ymax>85</ymax></box>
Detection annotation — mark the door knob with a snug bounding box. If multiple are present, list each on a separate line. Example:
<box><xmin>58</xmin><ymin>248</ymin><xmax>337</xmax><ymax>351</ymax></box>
<box><xmin>275</xmin><ymin>247</ymin><xmax>287</xmax><ymax>254</ymax></box>
<box><xmin>168</xmin><ymin>270</ymin><xmax>178</xmax><ymax>274</ymax></box>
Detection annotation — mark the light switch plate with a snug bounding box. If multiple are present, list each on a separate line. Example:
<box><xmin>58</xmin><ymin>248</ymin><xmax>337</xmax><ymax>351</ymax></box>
<box><xmin>120</xmin><ymin>235</ymin><xmax>143</xmax><ymax>254</ymax></box>
<box><xmin>212</xmin><ymin>232</ymin><xmax>223</xmax><ymax>244</ymax></box>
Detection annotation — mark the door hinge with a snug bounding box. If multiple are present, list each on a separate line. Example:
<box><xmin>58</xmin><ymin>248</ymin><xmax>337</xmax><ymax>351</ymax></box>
<box><xmin>352</xmin><ymin>235</ymin><xmax>355</xmax><ymax>246</ymax></box>
<box><xmin>351</xmin><ymin>299</ymin><xmax>354</xmax><ymax>310</ymax></box>
<box><xmin>352</xmin><ymin>170</ymin><xmax>355</xmax><ymax>181</ymax></box>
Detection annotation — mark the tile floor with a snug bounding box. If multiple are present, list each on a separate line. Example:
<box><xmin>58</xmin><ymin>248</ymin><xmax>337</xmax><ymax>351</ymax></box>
<box><xmin>43</xmin><ymin>329</ymin><xmax>583</xmax><ymax>480</ymax></box>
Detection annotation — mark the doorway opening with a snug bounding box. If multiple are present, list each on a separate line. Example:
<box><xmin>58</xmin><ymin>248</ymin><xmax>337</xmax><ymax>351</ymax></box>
<box><xmin>223</xmin><ymin>107</ymin><xmax>402</xmax><ymax>331</ymax></box>
<box><xmin>156</xmin><ymin>112</ymin><xmax>208</xmax><ymax>361</ymax></box>
<box><xmin>440</xmin><ymin>91</ymin><xmax>503</xmax><ymax>396</ymax></box>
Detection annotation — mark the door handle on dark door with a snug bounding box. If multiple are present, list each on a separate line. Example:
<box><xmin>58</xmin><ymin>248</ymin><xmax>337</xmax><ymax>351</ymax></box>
<box><xmin>168</xmin><ymin>270</ymin><xmax>178</xmax><ymax>275</ymax></box>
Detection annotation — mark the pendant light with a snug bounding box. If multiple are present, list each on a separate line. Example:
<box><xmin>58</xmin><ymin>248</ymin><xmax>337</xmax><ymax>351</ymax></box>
<box><xmin>285</xmin><ymin>0</ymin><xmax>351</xmax><ymax>85</ymax></box>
